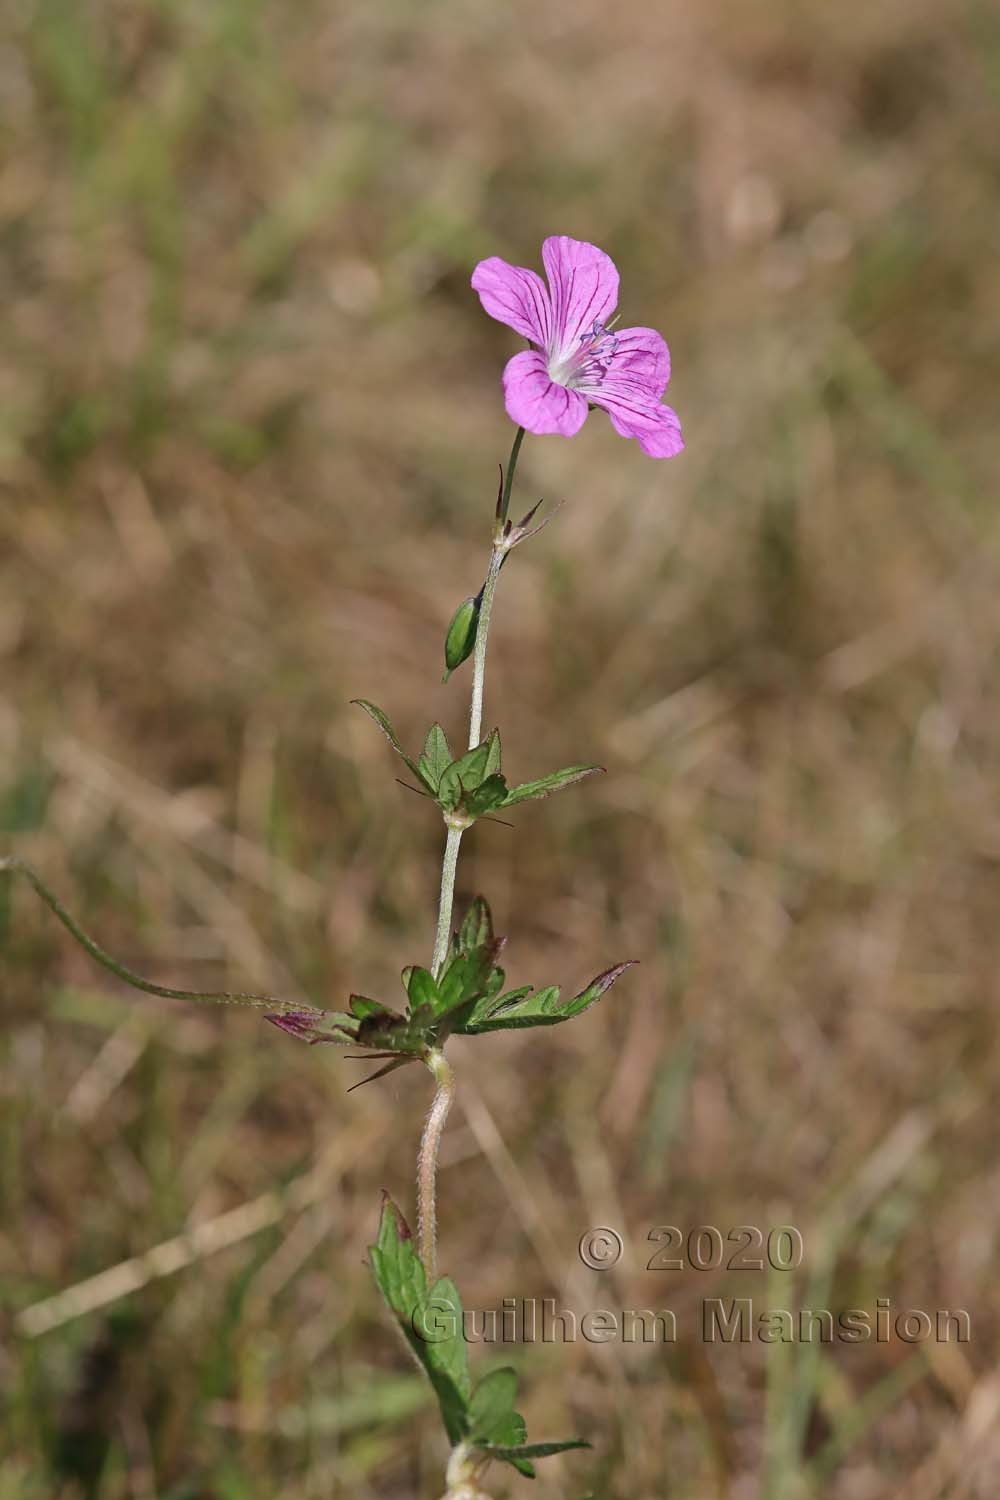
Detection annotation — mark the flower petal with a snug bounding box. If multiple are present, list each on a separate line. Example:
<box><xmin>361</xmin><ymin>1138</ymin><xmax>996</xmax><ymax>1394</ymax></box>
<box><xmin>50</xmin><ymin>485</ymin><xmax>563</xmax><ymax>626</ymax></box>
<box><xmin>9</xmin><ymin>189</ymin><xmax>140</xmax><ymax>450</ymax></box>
<box><xmin>471</xmin><ymin>256</ymin><xmax>552</xmax><ymax>346</ymax></box>
<box><xmin>502</xmin><ymin>350</ymin><xmax>589</xmax><ymax>437</ymax></box>
<box><xmin>541</xmin><ymin>236</ymin><xmax>619</xmax><ymax>358</ymax></box>
<box><xmin>602</xmin><ymin>326</ymin><xmax>671</xmax><ymax>401</ymax></box>
<box><xmin>591</xmin><ymin>383</ymin><xmax>685</xmax><ymax>459</ymax></box>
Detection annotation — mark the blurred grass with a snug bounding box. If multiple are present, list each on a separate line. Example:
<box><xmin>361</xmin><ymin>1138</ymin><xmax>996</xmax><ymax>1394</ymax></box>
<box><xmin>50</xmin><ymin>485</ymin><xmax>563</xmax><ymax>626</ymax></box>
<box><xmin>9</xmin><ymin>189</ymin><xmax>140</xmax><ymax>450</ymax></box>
<box><xmin>2</xmin><ymin>0</ymin><xmax>1000</xmax><ymax>1496</ymax></box>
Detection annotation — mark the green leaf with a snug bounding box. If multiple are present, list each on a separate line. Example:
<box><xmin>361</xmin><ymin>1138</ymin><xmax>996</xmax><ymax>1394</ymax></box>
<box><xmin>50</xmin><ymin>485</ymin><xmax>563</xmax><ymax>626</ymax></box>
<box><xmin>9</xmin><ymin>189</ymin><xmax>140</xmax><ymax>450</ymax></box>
<box><xmin>438</xmin><ymin>742</ymin><xmax>493</xmax><ymax>809</ymax></box>
<box><xmin>455</xmin><ymin>896</ymin><xmax>495</xmax><ymax>959</ymax></box>
<box><xmin>356</xmin><ymin>1006</ymin><xmax>435</xmax><ymax>1054</ymax></box>
<box><xmin>419</xmin><ymin>724</ymin><xmax>452</xmax><ymax>793</ymax></box>
<box><xmin>351</xmin><ymin>700</ymin><xmax>422</xmax><ymax>782</ymax></box>
<box><xmin>349</xmin><ymin>994</ymin><xmax>399</xmax><ymax>1021</ymax></box>
<box><xmin>465</xmin><ymin>1367</ymin><xmax>588</xmax><ymax>1479</ymax></box>
<box><xmin>502</xmin><ymin>764</ymin><xmax>603</xmax><ymax>807</ymax></box>
<box><xmin>485</xmin><ymin>1409</ymin><xmax>528</xmax><ymax>1450</ymax></box>
<box><xmin>490</xmin><ymin>1440</ymin><xmax>591</xmax><ymax>1459</ymax></box>
<box><xmin>467</xmin><ymin>1367</ymin><xmax>520</xmax><ymax>1444</ymax></box>
<box><xmin>435</xmin><ymin>954</ymin><xmax>484</xmax><ymax>1015</ymax></box>
<box><xmin>443</xmin><ymin>595</ymin><xmax>480</xmax><ymax>679</ymax></box>
<box><xmin>368</xmin><ymin>1196</ymin><xmax>471</xmax><ymax>1445</ymax></box>
<box><xmin>455</xmin><ymin>962</ymin><xmax>637</xmax><ymax>1035</ymax></box>
<box><xmin>436</xmin><ymin>948</ymin><xmax>502</xmax><ymax>1022</ymax></box>
<box><xmin>406</xmin><ymin>966</ymin><xmax>440</xmax><ymax>1014</ymax></box>
<box><xmin>481</xmin><ymin>1438</ymin><xmax>591</xmax><ymax>1478</ymax></box>
<box><xmin>458</xmin><ymin>984</ymin><xmax>528</xmax><ymax>1031</ymax></box>
<box><xmin>433</xmin><ymin>897</ymin><xmax>506</xmax><ymax>1023</ymax></box>
<box><xmin>482</xmin><ymin>728</ymin><xmax>502</xmax><ymax>779</ymax></box>
<box><xmin>465</xmin><ymin>773</ymin><xmax>509</xmax><ymax>816</ymax></box>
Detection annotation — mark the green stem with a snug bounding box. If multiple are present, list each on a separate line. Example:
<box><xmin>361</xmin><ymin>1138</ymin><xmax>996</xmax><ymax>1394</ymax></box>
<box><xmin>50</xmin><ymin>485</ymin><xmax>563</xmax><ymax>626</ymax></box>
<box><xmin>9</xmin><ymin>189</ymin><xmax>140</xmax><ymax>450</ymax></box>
<box><xmin>416</xmin><ymin>1048</ymin><xmax>455</xmax><ymax>1283</ymax></box>
<box><xmin>0</xmin><ymin>855</ymin><xmax>304</xmax><ymax>1014</ymax></box>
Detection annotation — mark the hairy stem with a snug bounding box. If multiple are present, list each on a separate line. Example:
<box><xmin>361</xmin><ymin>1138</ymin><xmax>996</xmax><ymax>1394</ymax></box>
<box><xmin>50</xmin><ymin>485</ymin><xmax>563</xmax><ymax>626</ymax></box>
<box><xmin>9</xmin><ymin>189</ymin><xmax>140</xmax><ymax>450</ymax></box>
<box><xmin>0</xmin><ymin>855</ymin><xmax>304</xmax><ymax>1013</ymax></box>
<box><xmin>468</xmin><ymin>426</ymin><xmax>524</xmax><ymax>749</ymax></box>
<box><xmin>428</xmin><ymin>426</ymin><xmax>527</xmax><ymax>977</ymax></box>
<box><xmin>417</xmin><ymin>1049</ymin><xmax>455</xmax><ymax>1283</ymax></box>
<box><xmin>418</xmin><ymin>429</ymin><xmax>526</xmax><ymax>1281</ymax></box>
<box><xmin>467</xmin><ymin>546</ymin><xmax>503</xmax><ymax>751</ymax></box>
<box><xmin>431</xmin><ymin>823</ymin><xmax>464</xmax><ymax>978</ymax></box>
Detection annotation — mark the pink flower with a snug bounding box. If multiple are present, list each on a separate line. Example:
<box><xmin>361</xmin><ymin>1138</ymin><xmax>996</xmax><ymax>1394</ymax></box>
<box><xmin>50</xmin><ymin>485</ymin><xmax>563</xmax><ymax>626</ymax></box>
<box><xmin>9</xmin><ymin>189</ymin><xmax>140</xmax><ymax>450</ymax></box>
<box><xmin>472</xmin><ymin>235</ymin><xmax>683</xmax><ymax>459</ymax></box>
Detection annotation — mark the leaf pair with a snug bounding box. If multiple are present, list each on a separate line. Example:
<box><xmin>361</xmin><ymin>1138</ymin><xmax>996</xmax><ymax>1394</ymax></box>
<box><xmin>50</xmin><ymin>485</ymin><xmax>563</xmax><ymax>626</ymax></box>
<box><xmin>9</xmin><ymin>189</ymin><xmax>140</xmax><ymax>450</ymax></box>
<box><xmin>352</xmin><ymin>700</ymin><xmax>602</xmax><ymax>824</ymax></box>
<box><xmin>267</xmin><ymin>895</ymin><xmax>636</xmax><ymax>1080</ymax></box>
<box><xmin>370</xmin><ymin>1195</ymin><xmax>588</xmax><ymax>1477</ymax></box>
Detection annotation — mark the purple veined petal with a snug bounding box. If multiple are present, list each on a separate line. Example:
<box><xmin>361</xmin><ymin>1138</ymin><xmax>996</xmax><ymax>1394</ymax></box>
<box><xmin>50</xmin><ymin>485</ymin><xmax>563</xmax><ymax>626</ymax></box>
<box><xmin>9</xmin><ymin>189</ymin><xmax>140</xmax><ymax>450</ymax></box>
<box><xmin>471</xmin><ymin>256</ymin><xmax>552</xmax><ymax>346</ymax></box>
<box><xmin>502</xmin><ymin>350</ymin><xmax>589</xmax><ymax>437</ymax></box>
<box><xmin>602</xmin><ymin>325</ymin><xmax>671</xmax><ymax>401</ymax></box>
<box><xmin>591</xmin><ymin>382</ymin><xmax>685</xmax><ymax>459</ymax></box>
<box><xmin>541</xmin><ymin>236</ymin><xmax>619</xmax><ymax>359</ymax></box>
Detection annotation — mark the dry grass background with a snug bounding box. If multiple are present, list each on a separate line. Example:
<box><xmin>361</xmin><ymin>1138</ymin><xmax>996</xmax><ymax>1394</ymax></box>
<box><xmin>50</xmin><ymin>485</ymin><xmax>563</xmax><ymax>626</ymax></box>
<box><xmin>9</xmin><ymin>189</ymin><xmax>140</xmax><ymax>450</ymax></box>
<box><xmin>2</xmin><ymin>0</ymin><xmax>1000</xmax><ymax>1496</ymax></box>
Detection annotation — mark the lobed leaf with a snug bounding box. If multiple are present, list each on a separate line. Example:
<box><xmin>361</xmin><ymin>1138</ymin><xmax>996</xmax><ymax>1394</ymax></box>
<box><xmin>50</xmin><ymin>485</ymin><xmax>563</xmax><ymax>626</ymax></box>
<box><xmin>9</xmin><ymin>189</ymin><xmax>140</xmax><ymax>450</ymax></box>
<box><xmin>455</xmin><ymin>962</ymin><xmax>637</xmax><ymax>1035</ymax></box>
<box><xmin>501</xmin><ymin>764</ymin><xmax>603</xmax><ymax>806</ymax></box>
<box><xmin>368</xmin><ymin>1196</ymin><xmax>471</xmax><ymax>1445</ymax></box>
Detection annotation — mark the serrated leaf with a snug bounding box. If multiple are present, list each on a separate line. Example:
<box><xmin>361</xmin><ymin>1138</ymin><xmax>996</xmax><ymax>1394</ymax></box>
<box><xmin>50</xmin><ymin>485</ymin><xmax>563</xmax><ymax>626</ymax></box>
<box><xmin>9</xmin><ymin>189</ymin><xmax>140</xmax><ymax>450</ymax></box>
<box><xmin>465</xmin><ymin>773</ymin><xmax>509</xmax><ymax>816</ymax></box>
<box><xmin>455</xmin><ymin>962</ymin><xmax>636</xmax><ymax>1035</ymax></box>
<box><xmin>419</xmin><ymin>724</ymin><xmax>452</xmax><ymax>793</ymax></box>
<box><xmin>502</xmin><ymin>764</ymin><xmax>603</xmax><ymax>807</ymax></box>
<box><xmin>351</xmin><ymin>700</ymin><xmax>423</xmax><ymax>782</ymax></box>
<box><xmin>368</xmin><ymin>1196</ymin><xmax>470</xmax><ymax>1444</ymax></box>
<box><xmin>467</xmin><ymin>1367</ymin><xmax>520</xmax><ymax>1444</ymax></box>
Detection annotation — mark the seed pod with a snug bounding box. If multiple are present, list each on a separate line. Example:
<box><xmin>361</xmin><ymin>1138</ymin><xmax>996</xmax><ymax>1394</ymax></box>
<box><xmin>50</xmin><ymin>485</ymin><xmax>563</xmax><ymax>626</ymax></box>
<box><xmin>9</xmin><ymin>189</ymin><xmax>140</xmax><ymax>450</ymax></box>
<box><xmin>443</xmin><ymin>594</ymin><xmax>480</xmax><ymax>679</ymax></box>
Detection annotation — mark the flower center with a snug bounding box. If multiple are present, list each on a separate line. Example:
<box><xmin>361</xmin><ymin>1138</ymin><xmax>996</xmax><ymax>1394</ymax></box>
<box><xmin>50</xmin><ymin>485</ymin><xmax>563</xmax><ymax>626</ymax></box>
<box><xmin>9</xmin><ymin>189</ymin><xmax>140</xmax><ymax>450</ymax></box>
<box><xmin>548</xmin><ymin>318</ymin><xmax>620</xmax><ymax>390</ymax></box>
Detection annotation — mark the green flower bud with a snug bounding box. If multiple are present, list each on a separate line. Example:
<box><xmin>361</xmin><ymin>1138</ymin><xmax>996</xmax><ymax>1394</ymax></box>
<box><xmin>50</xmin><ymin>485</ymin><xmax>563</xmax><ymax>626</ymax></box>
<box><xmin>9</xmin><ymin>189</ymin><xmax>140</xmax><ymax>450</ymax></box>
<box><xmin>443</xmin><ymin>594</ymin><xmax>480</xmax><ymax>680</ymax></box>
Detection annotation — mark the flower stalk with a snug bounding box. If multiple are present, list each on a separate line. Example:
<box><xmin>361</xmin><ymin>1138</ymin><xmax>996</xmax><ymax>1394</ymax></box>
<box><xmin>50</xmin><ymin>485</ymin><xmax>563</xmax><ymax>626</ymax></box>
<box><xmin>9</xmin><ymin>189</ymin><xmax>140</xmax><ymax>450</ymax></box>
<box><xmin>420</xmin><ymin>425</ymin><xmax>525</xmax><ymax>1279</ymax></box>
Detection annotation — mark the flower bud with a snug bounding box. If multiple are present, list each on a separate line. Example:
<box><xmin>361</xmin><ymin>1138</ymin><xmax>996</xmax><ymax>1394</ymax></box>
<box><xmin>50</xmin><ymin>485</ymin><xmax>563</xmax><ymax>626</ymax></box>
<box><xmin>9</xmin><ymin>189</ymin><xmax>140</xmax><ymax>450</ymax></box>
<box><xmin>443</xmin><ymin>594</ymin><xmax>480</xmax><ymax>679</ymax></box>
